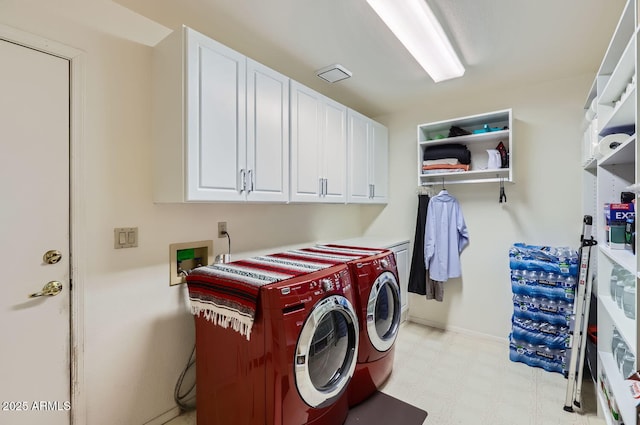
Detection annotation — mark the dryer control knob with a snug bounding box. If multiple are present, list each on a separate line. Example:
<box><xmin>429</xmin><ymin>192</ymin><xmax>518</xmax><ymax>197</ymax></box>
<box><xmin>321</xmin><ymin>278</ymin><xmax>333</xmax><ymax>292</ymax></box>
<box><xmin>380</xmin><ymin>258</ymin><xmax>389</xmax><ymax>269</ymax></box>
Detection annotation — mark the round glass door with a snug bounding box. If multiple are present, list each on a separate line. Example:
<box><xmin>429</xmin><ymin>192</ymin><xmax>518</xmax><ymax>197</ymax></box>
<box><xmin>366</xmin><ymin>271</ymin><xmax>400</xmax><ymax>352</ymax></box>
<box><xmin>294</xmin><ymin>295</ymin><xmax>359</xmax><ymax>408</ymax></box>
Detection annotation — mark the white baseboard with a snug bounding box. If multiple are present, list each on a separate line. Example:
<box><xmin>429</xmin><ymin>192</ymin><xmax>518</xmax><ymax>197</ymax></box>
<box><xmin>406</xmin><ymin>316</ymin><xmax>508</xmax><ymax>344</ymax></box>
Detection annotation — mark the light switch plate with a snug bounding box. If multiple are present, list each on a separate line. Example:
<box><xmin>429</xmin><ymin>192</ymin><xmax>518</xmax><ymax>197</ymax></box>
<box><xmin>114</xmin><ymin>227</ymin><xmax>138</xmax><ymax>249</ymax></box>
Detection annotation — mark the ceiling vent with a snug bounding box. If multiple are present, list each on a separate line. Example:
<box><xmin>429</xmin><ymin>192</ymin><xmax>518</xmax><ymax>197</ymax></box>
<box><xmin>316</xmin><ymin>64</ymin><xmax>352</xmax><ymax>83</ymax></box>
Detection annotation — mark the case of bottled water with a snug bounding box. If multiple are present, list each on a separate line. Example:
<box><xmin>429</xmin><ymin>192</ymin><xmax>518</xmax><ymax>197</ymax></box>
<box><xmin>508</xmin><ymin>243</ymin><xmax>579</xmax><ymax>374</ymax></box>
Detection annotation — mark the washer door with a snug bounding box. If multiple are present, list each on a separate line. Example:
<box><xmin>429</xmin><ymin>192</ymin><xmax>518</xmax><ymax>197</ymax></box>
<box><xmin>294</xmin><ymin>295</ymin><xmax>359</xmax><ymax>408</ymax></box>
<box><xmin>367</xmin><ymin>271</ymin><xmax>401</xmax><ymax>352</ymax></box>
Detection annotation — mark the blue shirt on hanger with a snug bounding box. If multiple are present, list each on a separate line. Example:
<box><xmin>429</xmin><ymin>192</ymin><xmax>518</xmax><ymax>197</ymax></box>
<box><xmin>424</xmin><ymin>190</ymin><xmax>469</xmax><ymax>282</ymax></box>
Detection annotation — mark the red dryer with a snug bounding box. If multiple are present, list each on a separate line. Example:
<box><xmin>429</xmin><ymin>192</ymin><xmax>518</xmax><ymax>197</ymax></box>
<box><xmin>186</xmin><ymin>254</ymin><xmax>360</xmax><ymax>425</ymax></box>
<box><xmin>306</xmin><ymin>245</ymin><xmax>402</xmax><ymax>406</ymax></box>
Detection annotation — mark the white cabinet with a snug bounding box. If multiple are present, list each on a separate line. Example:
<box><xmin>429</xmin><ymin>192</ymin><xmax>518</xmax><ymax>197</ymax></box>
<box><xmin>153</xmin><ymin>26</ymin><xmax>289</xmax><ymax>202</ymax></box>
<box><xmin>417</xmin><ymin>109</ymin><xmax>513</xmax><ymax>186</ymax></box>
<box><xmin>392</xmin><ymin>241</ymin><xmax>410</xmax><ymax>322</ymax></box>
<box><xmin>290</xmin><ymin>81</ymin><xmax>347</xmax><ymax>203</ymax></box>
<box><xmin>582</xmin><ymin>2</ymin><xmax>639</xmax><ymax>424</ymax></box>
<box><xmin>347</xmin><ymin>109</ymin><xmax>389</xmax><ymax>204</ymax></box>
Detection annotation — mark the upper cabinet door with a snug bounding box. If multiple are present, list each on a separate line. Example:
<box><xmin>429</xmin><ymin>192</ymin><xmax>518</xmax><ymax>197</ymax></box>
<box><xmin>290</xmin><ymin>81</ymin><xmax>347</xmax><ymax>203</ymax></box>
<box><xmin>185</xmin><ymin>28</ymin><xmax>246</xmax><ymax>201</ymax></box>
<box><xmin>347</xmin><ymin>109</ymin><xmax>371</xmax><ymax>203</ymax></box>
<box><xmin>347</xmin><ymin>109</ymin><xmax>389</xmax><ymax>204</ymax></box>
<box><xmin>322</xmin><ymin>98</ymin><xmax>347</xmax><ymax>203</ymax></box>
<box><xmin>246</xmin><ymin>59</ymin><xmax>290</xmax><ymax>202</ymax></box>
<box><xmin>370</xmin><ymin>121</ymin><xmax>389</xmax><ymax>203</ymax></box>
<box><xmin>290</xmin><ymin>81</ymin><xmax>323</xmax><ymax>202</ymax></box>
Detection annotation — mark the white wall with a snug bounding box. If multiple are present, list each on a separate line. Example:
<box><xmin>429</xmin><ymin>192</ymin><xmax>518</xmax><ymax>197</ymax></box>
<box><xmin>365</xmin><ymin>75</ymin><xmax>592</xmax><ymax>340</ymax></box>
<box><xmin>0</xmin><ymin>4</ymin><xmax>377</xmax><ymax>425</ymax></box>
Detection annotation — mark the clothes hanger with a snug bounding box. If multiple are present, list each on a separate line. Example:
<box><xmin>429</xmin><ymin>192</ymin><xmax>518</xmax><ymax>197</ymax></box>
<box><xmin>499</xmin><ymin>177</ymin><xmax>507</xmax><ymax>203</ymax></box>
<box><xmin>439</xmin><ymin>177</ymin><xmax>448</xmax><ymax>194</ymax></box>
<box><xmin>417</xmin><ymin>185</ymin><xmax>433</xmax><ymax>196</ymax></box>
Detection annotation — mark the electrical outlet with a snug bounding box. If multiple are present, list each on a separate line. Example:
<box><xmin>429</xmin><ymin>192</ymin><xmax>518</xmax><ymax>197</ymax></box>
<box><xmin>218</xmin><ymin>222</ymin><xmax>227</xmax><ymax>238</ymax></box>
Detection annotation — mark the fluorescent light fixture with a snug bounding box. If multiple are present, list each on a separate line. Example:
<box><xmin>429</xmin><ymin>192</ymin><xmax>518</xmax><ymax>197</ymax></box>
<box><xmin>366</xmin><ymin>0</ymin><xmax>465</xmax><ymax>82</ymax></box>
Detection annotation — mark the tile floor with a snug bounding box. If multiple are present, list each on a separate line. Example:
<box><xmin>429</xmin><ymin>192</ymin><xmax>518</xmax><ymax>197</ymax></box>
<box><xmin>164</xmin><ymin>322</ymin><xmax>604</xmax><ymax>425</ymax></box>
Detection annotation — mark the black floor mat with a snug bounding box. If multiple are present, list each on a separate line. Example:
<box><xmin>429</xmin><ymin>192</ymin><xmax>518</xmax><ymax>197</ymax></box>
<box><xmin>345</xmin><ymin>391</ymin><xmax>428</xmax><ymax>425</ymax></box>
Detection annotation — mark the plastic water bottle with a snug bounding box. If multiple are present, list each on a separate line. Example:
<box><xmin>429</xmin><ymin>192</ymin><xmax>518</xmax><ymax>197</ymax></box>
<box><xmin>564</xmin><ymin>275</ymin><xmax>576</xmax><ymax>301</ymax></box>
<box><xmin>611</xmin><ymin>328</ymin><xmax>622</xmax><ymax>354</ymax></box>
<box><xmin>615</xmin><ymin>278</ymin><xmax>626</xmax><ymax>309</ymax></box>
<box><xmin>610</xmin><ymin>264</ymin><xmax>623</xmax><ymax>300</ymax></box>
<box><xmin>525</xmin><ymin>270</ymin><xmax>539</xmax><ymax>296</ymax></box>
<box><xmin>554</xmin><ymin>274</ymin><xmax>566</xmax><ymax>299</ymax></box>
<box><xmin>511</xmin><ymin>269</ymin><xmax>525</xmax><ymax>294</ymax></box>
<box><xmin>525</xmin><ymin>342</ymin><xmax>539</xmax><ymax>367</ymax></box>
<box><xmin>539</xmin><ymin>298</ymin><xmax>558</xmax><ymax>324</ymax></box>
<box><xmin>527</xmin><ymin>295</ymin><xmax>539</xmax><ymax>321</ymax></box>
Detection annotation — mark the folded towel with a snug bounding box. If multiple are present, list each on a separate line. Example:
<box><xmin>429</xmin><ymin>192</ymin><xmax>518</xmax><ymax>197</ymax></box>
<box><xmin>423</xmin><ymin>158</ymin><xmax>460</xmax><ymax>166</ymax></box>
<box><xmin>422</xmin><ymin>164</ymin><xmax>470</xmax><ymax>172</ymax></box>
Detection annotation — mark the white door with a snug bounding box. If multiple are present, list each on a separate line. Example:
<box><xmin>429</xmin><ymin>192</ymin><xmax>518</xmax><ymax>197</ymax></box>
<box><xmin>321</xmin><ymin>99</ymin><xmax>347</xmax><ymax>203</ymax></box>
<box><xmin>347</xmin><ymin>109</ymin><xmax>371</xmax><ymax>203</ymax></box>
<box><xmin>246</xmin><ymin>59</ymin><xmax>289</xmax><ymax>202</ymax></box>
<box><xmin>290</xmin><ymin>81</ymin><xmax>322</xmax><ymax>202</ymax></box>
<box><xmin>370</xmin><ymin>121</ymin><xmax>389</xmax><ymax>203</ymax></box>
<box><xmin>186</xmin><ymin>27</ymin><xmax>246</xmax><ymax>201</ymax></box>
<box><xmin>0</xmin><ymin>39</ymin><xmax>71</xmax><ymax>424</ymax></box>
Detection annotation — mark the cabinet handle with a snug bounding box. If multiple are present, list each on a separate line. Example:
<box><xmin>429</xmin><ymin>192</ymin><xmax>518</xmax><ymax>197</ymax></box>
<box><xmin>371</xmin><ymin>184</ymin><xmax>375</xmax><ymax>199</ymax></box>
<box><xmin>239</xmin><ymin>169</ymin><xmax>246</xmax><ymax>193</ymax></box>
<box><xmin>319</xmin><ymin>177</ymin><xmax>324</xmax><ymax>197</ymax></box>
<box><xmin>323</xmin><ymin>178</ymin><xmax>328</xmax><ymax>196</ymax></box>
<box><xmin>247</xmin><ymin>170</ymin><xmax>254</xmax><ymax>193</ymax></box>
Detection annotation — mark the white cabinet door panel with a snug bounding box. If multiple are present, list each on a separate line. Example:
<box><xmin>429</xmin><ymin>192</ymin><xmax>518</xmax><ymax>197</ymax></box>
<box><xmin>347</xmin><ymin>110</ymin><xmax>371</xmax><ymax>202</ymax></box>
<box><xmin>186</xmin><ymin>29</ymin><xmax>245</xmax><ymax>201</ymax></box>
<box><xmin>347</xmin><ymin>109</ymin><xmax>388</xmax><ymax>204</ymax></box>
<box><xmin>291</xmin><ymin>82</ymin><xmax>322</xmax><ymax>201</ymax></box>
<box><xmin>371</xmin><ymin>121</ymin><xmax>389</xmax><ymax>202</ymax></box>
<box><xmin>247</xmin><ymin>59</ymin><xmax>289</xmax><ymax>202</ymax></box>
<box><xmin>322</xmin><ymin>99</ymin><xmax>347</xmax><ymax>202</ymax></box>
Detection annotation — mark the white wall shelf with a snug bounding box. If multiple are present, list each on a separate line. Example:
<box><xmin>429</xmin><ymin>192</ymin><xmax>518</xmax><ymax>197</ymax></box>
<box><xmin>417</xmin><ymin>109</ymin><xmax>512</xmax><ymax>186</ymax></box>
<box><xmin>582</xmin><ymin>1</ymin><xmax>640</xmax><ymax>423</ymax></box>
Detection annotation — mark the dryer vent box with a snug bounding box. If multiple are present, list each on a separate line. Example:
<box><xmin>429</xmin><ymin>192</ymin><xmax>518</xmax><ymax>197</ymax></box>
<box><xmin>169</xmin><ymin>240</ymin><xmax>213</xmax><ymax>286</ymax></box>
<box><xmin>316</xmin><ymin>64</ymin><xmax>352</xmax><ymax>83</ymax></box>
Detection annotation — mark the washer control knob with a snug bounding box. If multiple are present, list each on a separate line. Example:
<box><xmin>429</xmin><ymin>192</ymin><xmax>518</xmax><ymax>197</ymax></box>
<box><xmin>380</xmin><ymin>258</ymin><xmax>389</xmax><ymax>269</ymax></box>
<box><xmin>321</xmin><ymin>278</ymin><xmax>333</xmax><ymax>292</ymax></box>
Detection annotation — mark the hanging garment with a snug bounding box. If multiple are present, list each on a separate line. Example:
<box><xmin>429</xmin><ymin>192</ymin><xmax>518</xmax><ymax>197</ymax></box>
<box><xmin>408</xmin><ymin>194</ymin><xmax>430</xmax><ymax>295</ymax></box>
<box><xmin>424</xmin><ymin>190</ymin><xmax>469</xmax><ymax>282</ymax></box>
<box><xmin>425</xmin><ymin>279</ymin><xmax>444</xmax><ymax>302</ymax></box>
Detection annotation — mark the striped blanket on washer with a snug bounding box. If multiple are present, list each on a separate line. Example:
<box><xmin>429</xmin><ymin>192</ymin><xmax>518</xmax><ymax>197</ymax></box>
<box><xmin>186</xmin><ymin>245</ymin><xmax>384</xmax><ymax>339</ymax></box>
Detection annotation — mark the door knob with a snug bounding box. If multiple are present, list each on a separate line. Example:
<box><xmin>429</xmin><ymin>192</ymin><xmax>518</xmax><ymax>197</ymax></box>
<box><xmin>29</xmin><ymin>281</ymin><xmax>63</xmax><ymax>298</ymax></box>
<box><xmin>43</xmin><ymin>250</ymin><xmax>62</xmax><ymax>264</ymax></box>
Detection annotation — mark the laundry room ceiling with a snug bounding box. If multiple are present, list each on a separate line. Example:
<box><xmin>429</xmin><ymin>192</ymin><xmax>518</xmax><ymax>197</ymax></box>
<box><xmin>115</xmin><ymin>0</ymin><xmax>625</xmax><ymax>117</ymax></box>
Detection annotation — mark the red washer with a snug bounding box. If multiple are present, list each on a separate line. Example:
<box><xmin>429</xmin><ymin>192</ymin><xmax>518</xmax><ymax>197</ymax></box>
<box><xmin>311</xmin><ymin>245</ymin><xmax>402</xmax><ymax>406</ymax></box>
<box><xmin>188</xmin><ymin>260</ymin><xmax>359</xmax><ymax>425</ymax></box>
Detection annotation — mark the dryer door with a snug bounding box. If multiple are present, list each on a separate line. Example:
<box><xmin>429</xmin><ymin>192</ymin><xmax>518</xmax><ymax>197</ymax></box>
<box><xmin>294</xmin><ymin>295</ymin><xmax>359</xmax><ymax>408</ymax></box>
<box><xmin>367</xmin><ymin>271</ymin><xmax>401</xmax><ymax>352</ymax></box>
